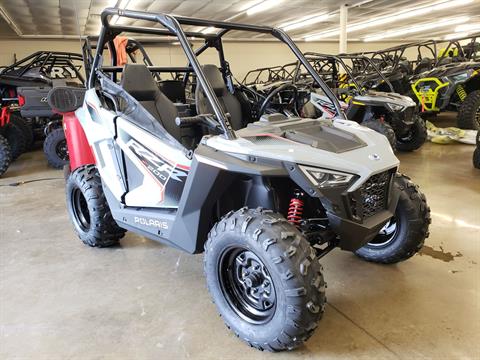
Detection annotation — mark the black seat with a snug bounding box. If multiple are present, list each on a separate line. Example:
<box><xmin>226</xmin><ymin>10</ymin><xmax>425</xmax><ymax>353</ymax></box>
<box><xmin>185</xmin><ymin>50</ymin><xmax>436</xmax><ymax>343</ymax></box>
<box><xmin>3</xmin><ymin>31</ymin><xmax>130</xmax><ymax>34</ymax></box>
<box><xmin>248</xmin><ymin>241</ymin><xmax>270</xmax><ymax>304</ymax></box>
<box><xmin>159</xmin><ymin>80</ymin><xmax>186</xmax><ymax>103</ymax></box>
<box><xmin>120</xmin><ymin>64</ymin><xmax>184</xmax><ymax>144</ymax></box>
<box><xmin>195</xmin><ymin>64</ymin><xmax>244</xmax><ymax>130</ymax></box>
<box><xmin>414</xmin><ymin>58</ymin><xmax>432</xmax><ymax>75</ymax></box>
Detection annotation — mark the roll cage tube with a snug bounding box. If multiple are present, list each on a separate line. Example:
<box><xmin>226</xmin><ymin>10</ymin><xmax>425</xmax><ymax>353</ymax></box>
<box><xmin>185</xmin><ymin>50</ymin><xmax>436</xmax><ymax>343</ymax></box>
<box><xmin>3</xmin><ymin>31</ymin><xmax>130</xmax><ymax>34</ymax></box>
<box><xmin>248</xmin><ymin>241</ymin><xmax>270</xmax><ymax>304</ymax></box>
<box><xmin>90</xmin><ymin>8</ymin><xmax>346</xmax><ymax>132</ymax></box>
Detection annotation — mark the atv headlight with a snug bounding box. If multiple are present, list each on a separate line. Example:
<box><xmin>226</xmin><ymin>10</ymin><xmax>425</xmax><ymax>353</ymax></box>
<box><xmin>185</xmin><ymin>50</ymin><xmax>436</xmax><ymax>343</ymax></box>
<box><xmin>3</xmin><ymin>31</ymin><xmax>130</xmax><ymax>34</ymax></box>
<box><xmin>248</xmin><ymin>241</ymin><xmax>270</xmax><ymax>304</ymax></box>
<box><xmin>386</xmin><ymin>103</ymin><xmax>405</xmax><ymax>112</ymax></box>
<box><xmin>300</xmin><ymin>165</ymin><xmax>354</xmax><ymax>188</ymax></box>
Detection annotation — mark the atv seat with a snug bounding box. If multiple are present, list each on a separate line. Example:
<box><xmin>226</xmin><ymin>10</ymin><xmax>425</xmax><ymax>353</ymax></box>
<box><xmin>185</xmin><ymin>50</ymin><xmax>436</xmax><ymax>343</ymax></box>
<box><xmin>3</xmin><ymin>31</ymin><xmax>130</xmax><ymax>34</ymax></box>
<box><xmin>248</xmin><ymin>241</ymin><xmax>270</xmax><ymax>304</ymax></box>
<box><xmin>414</xmin><ymin>58</ymin><xmax>432</xmax><ymax>75</ymax></box>
<box><xmin>120</xmin><ymin>64</ymin><xmax>194</xmax><ymax>148</ymax></box>
<box><xmin>195</xmin><ymin>64</ymin><xmax>244</xmax><ymax>130</ymax></box>
<box><xmin>159</xmin><ymin>80</ymin><xmax>186</xmax><ymax>103</ymax></box>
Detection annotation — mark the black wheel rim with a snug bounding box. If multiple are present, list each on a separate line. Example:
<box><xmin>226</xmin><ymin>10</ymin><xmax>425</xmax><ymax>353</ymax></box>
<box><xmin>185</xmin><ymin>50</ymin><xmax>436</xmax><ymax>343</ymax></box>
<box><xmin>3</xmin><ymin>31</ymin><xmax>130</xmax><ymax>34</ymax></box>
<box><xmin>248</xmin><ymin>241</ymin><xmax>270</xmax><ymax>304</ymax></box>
<box><xmin>219</xmin><ymin>247</ymin><xmax>276</xmax><ymax>324</ymax></box>
<box><xmin>55</xmin><ymin>140</ymin><xmax>69</xmax><ymax>161</ymax></box>
<box><xmin>72</xmin><ymin>188</ymin><xmax>90</xmax><ymax>232</ymax></box>
<box><xmin>367</xmin><ymin>217</ymin><xmax>398</xmax><ymax>248</ymax></box>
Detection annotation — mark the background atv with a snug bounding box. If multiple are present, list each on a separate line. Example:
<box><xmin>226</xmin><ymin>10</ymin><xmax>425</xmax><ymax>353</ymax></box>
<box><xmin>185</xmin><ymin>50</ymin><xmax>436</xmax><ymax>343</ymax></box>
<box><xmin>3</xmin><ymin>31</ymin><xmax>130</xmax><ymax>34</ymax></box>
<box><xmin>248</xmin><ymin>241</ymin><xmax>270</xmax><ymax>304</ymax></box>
<box><xmin>0</xmin><ymin>51</ymin><xmax>84</xmax><ymax>170</ymax></box>
<box><xmin>52</xmin><ymin>7</ymin><xmax>430</xmax><ymax>352</ymax></box>
<box><xmin>355</xmin><ymin>37</ymin><xmax>480</xmax><ymax>129</ymax></box>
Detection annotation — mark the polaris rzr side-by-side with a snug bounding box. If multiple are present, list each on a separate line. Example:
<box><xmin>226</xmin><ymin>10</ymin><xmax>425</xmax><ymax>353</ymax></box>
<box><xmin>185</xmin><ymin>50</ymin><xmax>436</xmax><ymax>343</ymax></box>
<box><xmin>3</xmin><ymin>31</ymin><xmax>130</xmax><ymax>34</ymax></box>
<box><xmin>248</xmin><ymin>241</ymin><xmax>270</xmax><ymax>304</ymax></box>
<box><xmin>301</xmin><ymin>53</ymin><xmax>427</xmax><ymax>152</ymax></box>
<box><xmin>356</xmin><ymin>37</ymin><xmax>480</xmax><ymax>129</ymax></box>
<box><xmin>50</xmin><ymin>8</ymin><xmax>430</xmax><ymax>351</ymax></box>
<box><xmin>0</xmin><ymin>51</ymin><xmax>84</xmax><ymax>173</ymax></box>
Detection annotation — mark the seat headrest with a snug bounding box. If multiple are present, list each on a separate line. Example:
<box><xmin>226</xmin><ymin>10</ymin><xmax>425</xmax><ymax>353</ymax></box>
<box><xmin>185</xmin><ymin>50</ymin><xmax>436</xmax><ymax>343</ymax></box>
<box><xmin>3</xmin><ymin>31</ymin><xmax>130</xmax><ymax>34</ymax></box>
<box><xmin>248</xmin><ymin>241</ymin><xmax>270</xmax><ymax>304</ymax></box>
<box><xmin>202</xmin><ymin>64</ymin><xmax>226</xmax><ymax>97</ymax></box>
<box><xmin>121</xmin><ymin>64</ymin><xmax>158</xmax><ymax>101</ymax></box>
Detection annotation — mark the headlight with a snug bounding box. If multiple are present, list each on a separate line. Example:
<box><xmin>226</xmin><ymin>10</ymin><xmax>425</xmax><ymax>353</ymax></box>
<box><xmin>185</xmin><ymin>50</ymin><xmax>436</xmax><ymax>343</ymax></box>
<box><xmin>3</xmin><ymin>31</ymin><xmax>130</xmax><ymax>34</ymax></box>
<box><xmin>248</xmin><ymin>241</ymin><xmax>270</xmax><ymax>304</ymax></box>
<box><xmin>386</xmin><ymin>103</ymin><xmax>405</xmax><ymax>112</ymax></box>
<box><xmin>449</xmin><ymin>70</ymin><xmax>472</xmax><ymax>83</ymax></box>
<box><xmin>300</xmin><ymin>165</ymin><xmax>354</xmax><ymax>188</ymax></box>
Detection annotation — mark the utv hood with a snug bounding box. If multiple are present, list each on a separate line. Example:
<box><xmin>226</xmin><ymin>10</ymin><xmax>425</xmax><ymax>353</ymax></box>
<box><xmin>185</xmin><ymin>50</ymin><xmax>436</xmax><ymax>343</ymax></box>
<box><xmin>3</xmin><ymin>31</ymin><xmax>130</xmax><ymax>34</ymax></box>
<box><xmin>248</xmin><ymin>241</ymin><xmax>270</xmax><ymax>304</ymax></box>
<box><xmin>204</xmin><ymin>116</ymin><xmax>399</xmax><ymax>191</ymax></box>
<box><xmin>411</xmin><ymin>61</ymin><xmax>480</xmax><ymax>80</ymax></box>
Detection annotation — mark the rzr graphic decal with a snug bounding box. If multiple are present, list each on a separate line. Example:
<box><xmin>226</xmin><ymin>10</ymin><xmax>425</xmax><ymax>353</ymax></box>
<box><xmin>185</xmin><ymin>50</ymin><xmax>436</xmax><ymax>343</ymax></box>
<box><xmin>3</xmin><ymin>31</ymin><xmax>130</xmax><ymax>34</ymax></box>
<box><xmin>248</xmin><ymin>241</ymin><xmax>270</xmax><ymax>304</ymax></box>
<box><xmin>125</xmin><ymin>137</ymin><xmax>188</xmax><ymax>207</ymax></box>
<box><xmin>127</xmin><ymin>138</ymin><xmax>188</xmax><ymax>185</ymax></box>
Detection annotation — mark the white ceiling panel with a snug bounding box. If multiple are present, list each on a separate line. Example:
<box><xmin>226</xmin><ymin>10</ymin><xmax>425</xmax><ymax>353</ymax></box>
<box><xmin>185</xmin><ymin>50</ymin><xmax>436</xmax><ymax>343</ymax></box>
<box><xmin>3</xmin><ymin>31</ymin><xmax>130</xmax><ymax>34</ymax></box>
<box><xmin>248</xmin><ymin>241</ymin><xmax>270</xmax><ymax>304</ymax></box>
<box><xmin>0</xmin><ymin>0</ymin><xmax>478</xmax><ymax>42</ymax></box>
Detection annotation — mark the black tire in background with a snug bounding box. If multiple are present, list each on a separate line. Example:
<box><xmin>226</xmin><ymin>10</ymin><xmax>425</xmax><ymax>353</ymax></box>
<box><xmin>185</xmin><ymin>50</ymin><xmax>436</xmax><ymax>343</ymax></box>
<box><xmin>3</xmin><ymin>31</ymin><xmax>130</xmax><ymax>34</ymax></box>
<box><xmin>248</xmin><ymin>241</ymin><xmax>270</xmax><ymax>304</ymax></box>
<box><xmin>457</xmin><ymin>90</ymin><xmax>480</xmax><ymax>129</ymax></box>
<box><xmin>473</xmin><ymin>148</ymin><xmax>480</xmax><ymax>169</ymax></box>
<box><xmin>396</xmin><ymin>116</ymin><xmax>428</xmax><ymax>151</ymax></box>
<box><xmin>66</xmin><ymin>164</ymin><xmax>126</xmax><ymax>247</ymax></box>
<box><xmin>2</xmin><ymin>121</ymin><xmax>26</xmax><ymax>160</ymax></box>
<box><xmin>355</xmin><ymin>173</ymin><xmax>431</xmax><ymax>264</ymax></box>
<box><xmin>204</xmin><ymin>208</ymin><xmax>325</xmax><ymax>351</ymax></box>
<box><xmin>10</xmin><ymin>114</ymin><xmax>34</xmax><ymax>150</ymax></box>
<box><xmin>43</xmin><ymin>128</ymin><xmax>69</xmax><ymax>169</ymax></box>
<box><xmin>362</xmin><ymin>119</ymin><xmax>397</xmax><ymax>152</ymax></box>
<box><xmin>0</xmin><ymin>134</ymin><xmax>12</xmax><ymax>177</ymax></box>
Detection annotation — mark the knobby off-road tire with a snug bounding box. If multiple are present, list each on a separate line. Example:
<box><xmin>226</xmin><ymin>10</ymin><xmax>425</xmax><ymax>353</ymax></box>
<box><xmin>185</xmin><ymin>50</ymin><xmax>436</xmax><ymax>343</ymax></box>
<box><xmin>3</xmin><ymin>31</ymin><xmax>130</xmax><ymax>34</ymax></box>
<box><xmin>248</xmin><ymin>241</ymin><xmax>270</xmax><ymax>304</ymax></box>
<box><xmin>3</xmin><ymin>121</ymin><xmax>26</xmax><ymax>160</ymax></box>
<box><xmin>0</xmin><ymin>135</ymin><xmax>11</xmax><ymax>177</ymax></box>
<box><xmin>363</xmin><ymin>119</ymin><xmax>397</xmax><ymax>152</ymax></box>
<box><xmin>10</xmin><ymin>114</ymin><xmax>34</xmax><ymax>150</ymax></box>
<box><xmin>396</xmin><ymin>116</ymin><xmax>427</xmax><ymax>152</ymax></box>
<box><xmin>457</xmin><ymin>90</ymin><xmax>480</xmax><ymax>129</ymax></box>
<box><xmin>473</xmin><ymin>148</ymin><xmax>480</xmax><ymax>169</ymax></box>
<box><xmin>44</xmin><ymin>128</ymin><xmax>69</xmax><ymax>169</ymax></box>
<box><xmin>66</xmin><ymin>164</ymin><xmax>126</xmax><ymax>247</ymax></box>
<box><xmin>355</xmin><ymin>173</ymin><xmax>431</xmax><ymax>264</ymax></box>
<box><xmin>204</xmin><ymin>207</ymin><xmax>326</xmax><ymax>351</ymax></box>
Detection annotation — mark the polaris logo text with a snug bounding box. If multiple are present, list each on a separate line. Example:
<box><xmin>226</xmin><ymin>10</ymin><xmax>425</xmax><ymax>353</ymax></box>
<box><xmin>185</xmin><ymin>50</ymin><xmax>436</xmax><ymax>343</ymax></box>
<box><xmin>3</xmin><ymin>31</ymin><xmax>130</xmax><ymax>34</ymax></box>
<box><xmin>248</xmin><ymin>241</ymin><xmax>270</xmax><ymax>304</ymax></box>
<box><xmin>134</xmin><ymin>216</ymin><xmax>169</xmax><ymax>229</ymax></box>
<box><xmin>49</xmin><ymin>65</ymin><xmax>82</xmax><ymax>79</ymax></box>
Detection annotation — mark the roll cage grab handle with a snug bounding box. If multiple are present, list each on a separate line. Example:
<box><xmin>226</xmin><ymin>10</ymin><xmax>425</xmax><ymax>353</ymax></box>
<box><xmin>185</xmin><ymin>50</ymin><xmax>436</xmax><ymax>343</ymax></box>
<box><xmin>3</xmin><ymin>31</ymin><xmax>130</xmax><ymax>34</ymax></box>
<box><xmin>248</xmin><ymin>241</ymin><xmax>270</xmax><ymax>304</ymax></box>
<box><xmin>90</xmin><ymin>8</ymin><xmax>346</xmax><ymax>141</ymax></box>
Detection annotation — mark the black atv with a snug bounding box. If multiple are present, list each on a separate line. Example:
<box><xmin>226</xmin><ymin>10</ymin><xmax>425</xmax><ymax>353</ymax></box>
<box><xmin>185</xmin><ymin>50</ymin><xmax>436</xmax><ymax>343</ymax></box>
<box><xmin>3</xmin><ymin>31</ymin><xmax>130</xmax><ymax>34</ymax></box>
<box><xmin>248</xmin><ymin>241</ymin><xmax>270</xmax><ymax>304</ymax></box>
<box><xmin>0</xmin><ymin>51</ymin><xmax>84</xmax><ymax>170</ymax></box>
<box><xmin>356</xmin><ymin>38</ymin><xmax>480</xmax><ymax>129</ymax></box>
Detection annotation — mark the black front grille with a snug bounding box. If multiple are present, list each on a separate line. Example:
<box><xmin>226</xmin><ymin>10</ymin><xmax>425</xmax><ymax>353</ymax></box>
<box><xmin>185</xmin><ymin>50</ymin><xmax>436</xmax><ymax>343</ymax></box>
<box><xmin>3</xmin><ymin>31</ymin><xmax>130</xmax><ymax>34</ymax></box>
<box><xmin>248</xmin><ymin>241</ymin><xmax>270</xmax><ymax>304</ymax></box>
<box><xmin>350</xmin><ymin>170</ymin><xmax>392</xmax><ymax>220</ymax></box>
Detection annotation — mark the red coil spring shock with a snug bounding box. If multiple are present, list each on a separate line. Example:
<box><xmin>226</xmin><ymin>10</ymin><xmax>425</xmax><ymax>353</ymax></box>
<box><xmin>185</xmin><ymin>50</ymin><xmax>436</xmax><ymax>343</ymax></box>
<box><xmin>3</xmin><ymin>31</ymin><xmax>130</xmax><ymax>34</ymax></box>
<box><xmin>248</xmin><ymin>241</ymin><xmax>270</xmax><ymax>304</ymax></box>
<box><xmin>287</xmin><ymin>191</ymin><xmax>304</xmax><ymax>227</ymax></box>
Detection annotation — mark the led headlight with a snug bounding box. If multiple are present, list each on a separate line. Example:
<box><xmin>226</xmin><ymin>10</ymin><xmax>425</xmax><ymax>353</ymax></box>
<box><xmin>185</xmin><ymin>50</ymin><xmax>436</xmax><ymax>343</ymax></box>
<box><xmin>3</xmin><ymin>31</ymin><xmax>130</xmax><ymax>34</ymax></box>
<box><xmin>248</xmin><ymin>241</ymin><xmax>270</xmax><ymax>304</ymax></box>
<box><xmin>300</xmin><ymin>165</ymin><xmax>354</xmax><ymax>188</ymax></box>
<box><xmin>449</xmin><ymin>69</ymin><xmax>473</xmax><ymax>82</ymax></box>
<box><xmin>386</xmin><ymin>102</ymin><xmax>405</xmax><ymax>112</ymax></box>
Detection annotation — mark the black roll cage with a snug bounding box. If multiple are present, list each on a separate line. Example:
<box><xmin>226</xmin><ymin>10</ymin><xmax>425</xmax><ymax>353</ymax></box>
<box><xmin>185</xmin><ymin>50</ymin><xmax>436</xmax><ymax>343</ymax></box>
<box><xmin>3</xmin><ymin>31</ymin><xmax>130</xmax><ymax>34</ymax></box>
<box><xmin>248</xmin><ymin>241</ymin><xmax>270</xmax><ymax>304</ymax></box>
<box><xmin>0</xmin><ymin>51</ymin><xmax>85</xmax><ymax>84</ymax></box>
<box><xmin>91</xmin><ymin>7</ymin><xmax>345</xmax><ymax>140</ymax></box>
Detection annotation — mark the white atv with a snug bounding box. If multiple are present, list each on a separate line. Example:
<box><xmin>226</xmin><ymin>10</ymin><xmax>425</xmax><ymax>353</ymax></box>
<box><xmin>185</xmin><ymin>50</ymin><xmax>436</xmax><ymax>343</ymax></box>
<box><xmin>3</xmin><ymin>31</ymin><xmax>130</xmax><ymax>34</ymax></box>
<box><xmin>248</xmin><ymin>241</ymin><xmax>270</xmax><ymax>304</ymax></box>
<box><xmin>50</xmin><ymin>8</ymin><xmax>431</xmax><ymax>352</ymax></box>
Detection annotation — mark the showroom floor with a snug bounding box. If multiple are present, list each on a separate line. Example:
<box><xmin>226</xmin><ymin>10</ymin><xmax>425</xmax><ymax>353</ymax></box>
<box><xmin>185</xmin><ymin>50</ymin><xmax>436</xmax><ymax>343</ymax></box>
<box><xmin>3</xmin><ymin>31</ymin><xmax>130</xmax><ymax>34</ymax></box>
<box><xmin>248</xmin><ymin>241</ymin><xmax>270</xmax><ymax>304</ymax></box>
<box><xmin>1</xmin><ymin>114</ymin><xmax>479</xmax><ymax>359</ymax></box>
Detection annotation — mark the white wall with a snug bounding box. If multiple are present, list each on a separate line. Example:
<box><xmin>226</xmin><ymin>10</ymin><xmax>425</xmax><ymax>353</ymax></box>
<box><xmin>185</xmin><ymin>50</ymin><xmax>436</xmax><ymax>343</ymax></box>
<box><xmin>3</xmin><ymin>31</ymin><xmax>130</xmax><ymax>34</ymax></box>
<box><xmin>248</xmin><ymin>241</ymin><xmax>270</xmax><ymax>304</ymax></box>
<box><xmin>0</xmin><ymin>38</ymin><xmax>406</xmax><ymax>80</ymax></box>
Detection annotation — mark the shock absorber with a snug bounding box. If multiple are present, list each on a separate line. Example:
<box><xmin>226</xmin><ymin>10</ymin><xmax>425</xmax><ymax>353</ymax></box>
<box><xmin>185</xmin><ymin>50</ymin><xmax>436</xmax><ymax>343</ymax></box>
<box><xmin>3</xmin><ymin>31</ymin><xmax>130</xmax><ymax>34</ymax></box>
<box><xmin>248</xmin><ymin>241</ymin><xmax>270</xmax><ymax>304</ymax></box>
<box><xmin>287</xmin><ymin>190</ymin><xmax>304</xmax><ymax>227</ymax></box>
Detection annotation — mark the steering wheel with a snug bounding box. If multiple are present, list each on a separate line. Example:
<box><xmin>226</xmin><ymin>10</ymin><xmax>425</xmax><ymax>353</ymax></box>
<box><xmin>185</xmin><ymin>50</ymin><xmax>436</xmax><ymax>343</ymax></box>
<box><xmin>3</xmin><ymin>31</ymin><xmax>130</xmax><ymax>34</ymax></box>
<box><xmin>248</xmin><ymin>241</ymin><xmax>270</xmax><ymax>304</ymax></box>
<box><xmin>258</xmin><ymin>83</ymin><xmax>299</xmax><ymax>118</ymax></box>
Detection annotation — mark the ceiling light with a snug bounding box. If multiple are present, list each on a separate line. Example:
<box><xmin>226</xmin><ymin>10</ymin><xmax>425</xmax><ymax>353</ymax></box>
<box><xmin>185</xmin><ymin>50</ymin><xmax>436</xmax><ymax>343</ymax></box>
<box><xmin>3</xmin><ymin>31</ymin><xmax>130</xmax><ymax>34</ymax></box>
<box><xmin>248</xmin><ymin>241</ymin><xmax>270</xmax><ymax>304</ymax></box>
<box><xmin>304</xmin><ymin>0</ymin><xmax>473</xmax><ymax>41</ymax></box>
<box><xmin>444</xmin><ymin>31</ymin><xmax>471</xmax><ymax>40</ymax></box>
<box><xmin>246</xmin><ymin>0</ymin><xmax>282</xmax><ymax>15</ymax></box>
<box><xmin>201</xmin><ymin>27</ymin><xmax>217</xmax><ymax>34</ymax></box>
<box><xmin>363</xmin><ymin>16</ymin><xmax>469</xmax><ymax>42</ymax></box>
<box><xmin>455</xmin><ymin>23</ymin><xmax>480</xmax><ymax>32</ymax></box>
<box><xmin>111</xmin><ymin>0</ymin><xmax>131</xmax><ymax>24</ymax></box>
<box><xmin>279</xmin><ymin>14</ymin><xmax>330</xmax><ymax>32</ymax></box>
<box><xmin>0</xmin><ymin>6</ymin><xmax>22</xmax><ymax>36</ymax></box>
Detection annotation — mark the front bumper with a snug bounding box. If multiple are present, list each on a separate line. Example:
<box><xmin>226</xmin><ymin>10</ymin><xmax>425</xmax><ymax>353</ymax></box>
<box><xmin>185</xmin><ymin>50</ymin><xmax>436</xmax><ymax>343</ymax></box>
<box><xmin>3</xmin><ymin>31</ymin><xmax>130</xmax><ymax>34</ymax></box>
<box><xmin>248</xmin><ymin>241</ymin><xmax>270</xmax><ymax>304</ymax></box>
<box><xmin>288</xmin><ymin>163</ymin><xmax>400</xmax><ymax>251</ymax></box>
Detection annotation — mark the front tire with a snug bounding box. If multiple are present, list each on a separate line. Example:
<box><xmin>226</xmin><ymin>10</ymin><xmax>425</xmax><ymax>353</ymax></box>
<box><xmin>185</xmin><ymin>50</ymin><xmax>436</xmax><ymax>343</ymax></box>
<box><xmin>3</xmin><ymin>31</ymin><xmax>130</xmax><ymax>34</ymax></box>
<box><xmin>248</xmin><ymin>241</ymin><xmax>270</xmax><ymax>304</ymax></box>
<box><xmin>396</xmin><ymin>116</ymin><xmax>427</xmax><ymax>151</ymax></box>
<box><xmin>204</xmin><ymin>208</ymin><xmax>325</xmax><ymax>351</ymax></box>
<box><xmin>355</xmin><ymin>173</ymin><xmax>431</xmax><ymax>264</ymax></box>
<box><xmin>66</xmin><ymin>164</ymin><xmax>126</xmax><ymax>247</ymax></box>
<box><xmin>3</xmin><ymin>121</ymin><xmax>26</xmax><ymax>160</ymax></box>
<box><xmin>43</xmin><ymin>128</ymin><xmax>69</xmax><ymax>169</ymax></box>
<box><xmin>363</xmin><ymin>119</ymin><xmax>397</xmax><ymax>152</ymax></box>
<box><xmin>457</xmin><ymin>90</ymin><xmax>480</xmax><ymax>129</ymax></box>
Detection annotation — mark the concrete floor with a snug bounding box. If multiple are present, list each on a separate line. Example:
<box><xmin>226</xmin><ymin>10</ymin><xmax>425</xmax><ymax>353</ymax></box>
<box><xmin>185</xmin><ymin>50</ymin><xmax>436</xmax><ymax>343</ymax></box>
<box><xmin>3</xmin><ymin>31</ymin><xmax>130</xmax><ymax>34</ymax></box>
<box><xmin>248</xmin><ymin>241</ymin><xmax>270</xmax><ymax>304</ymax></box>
<box><xmin>1</xmin><ymin>115</ymin><xmax>479</xmax><ymax>359</ymax></box>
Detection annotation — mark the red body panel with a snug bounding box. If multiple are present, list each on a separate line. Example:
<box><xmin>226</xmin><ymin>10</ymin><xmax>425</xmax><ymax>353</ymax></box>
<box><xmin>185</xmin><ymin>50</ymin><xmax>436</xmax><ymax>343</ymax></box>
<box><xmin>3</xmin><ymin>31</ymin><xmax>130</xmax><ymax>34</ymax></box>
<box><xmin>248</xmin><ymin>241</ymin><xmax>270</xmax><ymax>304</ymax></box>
<box><xmin>63</xmin><ymin>112</ymin><xmax>95</xmax><ymax>170</ymax></box>
<box><xmin>0</xmin><ymin>107</ymin><xmax>11</xmax><ymax>127</ymax></box>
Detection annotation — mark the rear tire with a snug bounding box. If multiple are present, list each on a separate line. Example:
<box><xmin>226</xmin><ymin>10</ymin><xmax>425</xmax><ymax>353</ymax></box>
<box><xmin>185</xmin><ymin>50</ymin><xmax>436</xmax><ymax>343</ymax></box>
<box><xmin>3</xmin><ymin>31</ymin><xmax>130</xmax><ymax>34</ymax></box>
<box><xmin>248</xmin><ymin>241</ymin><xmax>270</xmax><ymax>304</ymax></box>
<box><xmin>204</xmin><ymin>208</ymin><xmax>325</xmax><ymax>351</ymax></box>
<box><xmin>10</xmin><ymin>114</ymin><xmax>34</xmax><ymax>150</ymax></box>
<box><xmin>363</xmin><ymin>119</ymin><xmax>397</xmax><ymax>152</ymax></box>
<box><xmin>66</xmin><ymin>164</ymin><xmax>126</xmax><ymax>247</ymax></box>
<box><xmin>457</xmin><ymin>90</ymin><xmax>480</xmax><ymax>129</ymax></box>
<box><xmin>0</xmin><ymin>134</ymin><xmax>12</xmax><ymax>177</ymax></box>
<box><xmin>396</xmin><ymin>116</ymin><xmax>427</xmax><ymax>151</ymax></box>
<box><xmin>3</xmin><ymin>121</ymin><xmax>26</xmax><ymax>160</ymax></box>
<box><xmin>43</xmin><ymin>128</ymin><xmax>69</xmax><ymax>169</ymax></box>
<box><xmin>355</xmin><ymin>173</ymin><xmax>431</xmax><ymax>264</ymax></box>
